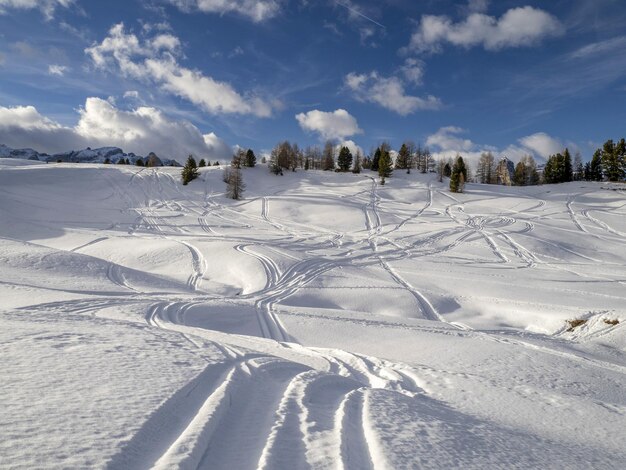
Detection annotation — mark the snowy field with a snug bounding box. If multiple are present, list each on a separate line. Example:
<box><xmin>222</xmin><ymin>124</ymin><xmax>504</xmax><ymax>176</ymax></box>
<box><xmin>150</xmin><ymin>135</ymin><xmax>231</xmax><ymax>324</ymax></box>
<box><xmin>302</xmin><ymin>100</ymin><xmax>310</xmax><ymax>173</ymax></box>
<box><xmin>1</xmin><ymin>159</ymin><xmax>625</xmax><ymax>469</ymax></box>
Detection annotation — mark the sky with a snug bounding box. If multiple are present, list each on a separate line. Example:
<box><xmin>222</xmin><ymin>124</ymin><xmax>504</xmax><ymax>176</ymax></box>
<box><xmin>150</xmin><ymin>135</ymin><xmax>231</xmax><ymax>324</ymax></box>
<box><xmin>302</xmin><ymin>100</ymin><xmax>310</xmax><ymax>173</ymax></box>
<box><xmin>0</xmin><ymin>0</ymin><xmax>625</xmax><ymax>164</ymax></box>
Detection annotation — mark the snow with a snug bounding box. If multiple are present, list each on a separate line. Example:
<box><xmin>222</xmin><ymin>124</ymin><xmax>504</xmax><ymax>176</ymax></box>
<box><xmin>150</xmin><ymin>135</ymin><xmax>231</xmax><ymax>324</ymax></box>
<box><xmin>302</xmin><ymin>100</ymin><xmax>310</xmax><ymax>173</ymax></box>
<box><xmin>1</xmin><ymin>159</ymin><xmax>625</xmax><ymax>469</ymax></box>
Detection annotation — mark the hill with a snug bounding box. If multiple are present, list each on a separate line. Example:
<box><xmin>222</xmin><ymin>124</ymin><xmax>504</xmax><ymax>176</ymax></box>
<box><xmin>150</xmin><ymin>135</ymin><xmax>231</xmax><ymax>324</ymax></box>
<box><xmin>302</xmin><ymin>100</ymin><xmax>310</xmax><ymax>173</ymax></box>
<box><xmin>1</xmin><ymin>160</ymin><xmax>625</xmax><ymax>469</ymax></box>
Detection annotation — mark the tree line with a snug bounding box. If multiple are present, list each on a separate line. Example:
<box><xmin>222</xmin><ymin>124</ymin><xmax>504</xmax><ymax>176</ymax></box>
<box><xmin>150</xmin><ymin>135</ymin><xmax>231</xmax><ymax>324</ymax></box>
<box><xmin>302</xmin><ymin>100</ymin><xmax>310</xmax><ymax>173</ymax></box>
<box><xmin>178</xmin><ymin>136</ymin><xmax>626</xmax><ymax>197</ymax></box>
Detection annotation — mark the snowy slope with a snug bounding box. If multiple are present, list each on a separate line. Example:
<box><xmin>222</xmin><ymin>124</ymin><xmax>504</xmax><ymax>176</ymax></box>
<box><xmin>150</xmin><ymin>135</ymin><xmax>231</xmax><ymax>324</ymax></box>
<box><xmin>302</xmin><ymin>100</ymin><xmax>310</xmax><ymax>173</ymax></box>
<box><xmin>1</xmin><ymin>159</ymin><xmax>625</xmax><ymax>469</ymax></box>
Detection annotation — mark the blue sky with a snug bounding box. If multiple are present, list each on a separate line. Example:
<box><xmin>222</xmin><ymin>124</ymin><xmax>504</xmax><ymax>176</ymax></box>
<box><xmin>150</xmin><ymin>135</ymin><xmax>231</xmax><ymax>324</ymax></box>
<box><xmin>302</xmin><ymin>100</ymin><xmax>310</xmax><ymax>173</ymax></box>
<box><xmin>0</xmin><ymin>0</ymin><xmax>625</xmax><ymax>164</ymax></box>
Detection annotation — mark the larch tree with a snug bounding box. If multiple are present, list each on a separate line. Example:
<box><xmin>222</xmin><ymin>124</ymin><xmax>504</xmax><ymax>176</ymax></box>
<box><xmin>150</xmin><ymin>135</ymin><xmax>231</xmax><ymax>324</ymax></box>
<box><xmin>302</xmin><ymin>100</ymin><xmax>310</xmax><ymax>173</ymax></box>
<box><xmin>226</xmin><ymin>165</ymin><xmax>245</xmax><ymax>200</ymax></box>
<box><xmin>353</xmin><ymin>150</ymin><xmax>362</xmax><ymax>174</ymax></box>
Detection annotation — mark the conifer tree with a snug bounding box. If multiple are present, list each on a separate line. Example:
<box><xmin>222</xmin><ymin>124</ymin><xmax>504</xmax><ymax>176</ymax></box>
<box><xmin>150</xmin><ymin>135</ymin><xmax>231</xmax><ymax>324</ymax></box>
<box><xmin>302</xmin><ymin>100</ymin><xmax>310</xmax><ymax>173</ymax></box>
<box><xmin>337</xmin><ymin>146</ymin><xmax>353</xmax><ymax>172</ymax></box>
<box><xmin>371</xmin><ymin>147</ymin><xmax>381</xmax><ymax>171</ymax></box>
<box><xmin>589</xmin><ymin>149</ymin><xmax>603</xmax><ymax>181</ymax></box>
<box><xmin>199</xmin><ymin>159</ymin><xmax>206</xmax><ymax>167</ymax></box>
<box><xmin>181</xmin><ymin>155</ymin><xmax>199</xmax><ymax>185</ymax></box>
<box><xmin>602</xmin><ymin>139</ymin><xmax>625</xmax><ymax>182</ymax></box>
<box><xmin>449</xmin><ymin>155</ymin><xmax>467</xmax><ymax>193</ymax></box>
<box><xmin>378</xmin><ymin>149</ymin><xmax>393</xmax><ymax>184</ymax></box>
<box><xmin>135</xmin><ymin>159</ymin><xmax>144</xmax><ymax>167</ymax></box>
<box><xmin>245</xmin><ymin>149</ymin><xmax>256</xmax><ymax>168</ymax></box>
<box><xmin>395</xmin><ymin>143</ymin><xmax>411</xmax><ymax>170</ymax></box>
<box><xmin>563</xmin><ymin>148</ymin><xmax>573</xmax><ymax>182</ymax></box>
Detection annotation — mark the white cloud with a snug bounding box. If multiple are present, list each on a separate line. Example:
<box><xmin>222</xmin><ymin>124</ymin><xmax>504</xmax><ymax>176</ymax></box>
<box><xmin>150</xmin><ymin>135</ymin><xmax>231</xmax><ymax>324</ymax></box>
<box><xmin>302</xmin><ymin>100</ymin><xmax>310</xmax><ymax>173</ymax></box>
<box><xmin>426</xmin><ymin>126</ymin><xmax>474</xmax><ymax>151</ymax></box>
<box><xmin>86</xmin><ymin>23</ymin><xmax>273</xmax><ymax>117</ymax></box>
<box><xmin>517</xmin><ymin>132</ymin><xmax>563</xmax><ymax>158</ymax></box>
<box><xmin>295</xmin><ymin>109</ymin><xmax>362</xmax><ymax>141</ymax></box>
<box><xmin>406</xmin><ymin>6</ymin><xmax>563</xmax><ymax>53</ymax></box>
<box><xmin>48</xmin><ymin>64</ymin><xmax>68</xmax><ymax>76</ymax></box>
<box><xmin>399</xmin><ymin>58</ymin><xmax>425</xmax><ymax>85</ymax></box>
<box><xmin>167</xmin><ymin>0</ymin><xmax>281</xmax><ymax>23</ymax></box>
<box><xmin>0</xmin><ymin>98</ymin><xmax>232</xmax><ymax>159</ymax></box>
<box><xmin>0</xmin><ymin>0</ymin><xmax>74</xmax><ymax>19</ymax></box>
<box><xmin>123</xmin><ymin>90</ymin><xmax>140</xmax><ymax>100</ymax></box>
<box><xmin>345</xmin><ymin>71</ymin><xmax>441</xmax><ymax>115</ymax></box>
<box><xmin>425</xmin><ymin>126</ymin><xmax>570</xmax><ymax>167</ymax></box>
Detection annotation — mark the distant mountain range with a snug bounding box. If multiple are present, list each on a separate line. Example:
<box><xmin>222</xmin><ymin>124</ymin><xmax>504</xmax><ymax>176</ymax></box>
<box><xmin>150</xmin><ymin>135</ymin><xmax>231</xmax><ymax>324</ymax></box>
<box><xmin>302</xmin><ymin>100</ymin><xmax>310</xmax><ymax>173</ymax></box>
<box><xmin>0</xmin><ymin>144</ymin><xmax>181</xmax><ymax>166</ymax></box>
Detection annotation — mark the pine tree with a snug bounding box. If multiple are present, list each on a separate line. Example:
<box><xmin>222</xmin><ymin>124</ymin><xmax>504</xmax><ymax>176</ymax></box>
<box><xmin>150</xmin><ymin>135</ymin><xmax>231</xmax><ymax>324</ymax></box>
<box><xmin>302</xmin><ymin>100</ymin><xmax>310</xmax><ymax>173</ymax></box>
<box><xmin>337</xmin><ymin>146</ymin><xmax>353</xmax><ymax>172</ymax></box>
<box><xmin>199</xmin><ymin>159</ymin><xmax>206</xmax><ymax>167</ymax></box>
<box><xmin>378</xmin><ymin>149</ymin><xmax>393</xmax><ymax>183</ymax></box>
<box><xmin>104</xmin><ymin>158</ymin><xmax>111</xmax><ymax>164</ymax></box>
<box><xmin>304</xmin><ymin>157</ymin><xmax>309</xmax><ymax>170</ymax></box>
<box><xmin>395</xmin><ymin>143</ymin><xmax>410</xmax><ymax>170</ymax></box>
<box><xmin>226</xmin><ymin>165</ymin><xmax>245</xmax><ymax>200</ymax></box>
<box><xmin>563</xmin><ymin>148</ymin><xmax>573</xmax><ymax>182</ymax></box>
<box><xmin>371</xmin><ymin>147</ymin><xmax>381</xmax><ymax>171</ymax></box>
<box><xmin>590</xmin><ymin>149</ymin><xmax>603</xmax><ymax>181</ymax></box>
<box><xmin>181</xmin><ymin>155</ymin><xmax>199</xmax><ymax>185</ymax></box>
<box><xmin>513</xmin><ymin>161</ymin><xmax>526</xmax><ymax>186</ymax></box>
<box><xmin>449</xmin><ymin>155</ymin><xmax>467</xmax><ymax>193</ymax></box>
<box><xmin>135</xmin><ymin>159</ymin><xmax>144</xmax><ymax>167</ymax></box>
<box><xmin>602</xmin><ymin>139</ymin><xmax>625</xmax><ymax>182</ymax></box>
<box><xmin>246</xmin><ymin>149</ymin><xmax>256</xmax><ymax>168</ymax></box>
<box><xmin>444</xmin><ymin>163</ymin><xmax>451</xmax><ymax>177</ymax></box>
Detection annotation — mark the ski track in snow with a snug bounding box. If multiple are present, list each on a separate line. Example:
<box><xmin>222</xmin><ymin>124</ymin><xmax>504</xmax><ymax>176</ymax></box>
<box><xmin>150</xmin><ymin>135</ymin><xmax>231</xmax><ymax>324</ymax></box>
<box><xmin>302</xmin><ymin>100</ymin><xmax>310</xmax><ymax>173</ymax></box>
<box><xmin>2</xmin><ymin>163</ymin><xmax>626</xmax><ymax>469</ymax></box>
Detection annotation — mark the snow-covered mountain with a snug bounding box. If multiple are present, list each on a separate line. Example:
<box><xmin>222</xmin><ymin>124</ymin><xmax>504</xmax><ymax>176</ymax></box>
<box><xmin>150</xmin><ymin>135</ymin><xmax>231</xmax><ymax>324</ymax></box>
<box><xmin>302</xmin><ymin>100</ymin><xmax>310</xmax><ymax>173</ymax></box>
<box><xmin>0</xmin><ymin>143</ymin><xmax>181</xmax><ymax>166</ymax></box>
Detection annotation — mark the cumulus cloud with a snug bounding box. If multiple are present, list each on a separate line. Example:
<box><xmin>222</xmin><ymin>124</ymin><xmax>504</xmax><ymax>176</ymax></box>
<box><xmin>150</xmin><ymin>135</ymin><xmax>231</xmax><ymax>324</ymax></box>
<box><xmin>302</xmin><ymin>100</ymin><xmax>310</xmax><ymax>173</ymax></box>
<box><xmin>426</xmin><ymin>126</ymin><xmax>474</xmax><ymax>152</ymax></box>
<box><xmin>517</xmin><ymin>132</ymin><xmax>564</xmax><ymax>158</ymax></box>
<box><xmin>425</xmin><ymin>126</ymin><xmax>570</xmax><ymax>167</ymax></box>
<box><xmin>0</xmin><ymin>97</ymin><xmax>232</xmax><ymax>159</ymax></box>
<box><xmin>86</xmin><ymin>23</ymin><xmax>274</xmax><ymax>117</ymax></box>
<box><xmin>166</xmin><ymin>0</ymin><xmax>281</xmax><ymax>23</ymax></box>
<box><xmin>0</xmin><ymin>0</ymin><xmax>74</xmax><ymax>19</ymax></box>
<box><xmin>48</xmin><ymin>64</ymin><xmax>68</xmax><ymax>76</ymax></box>
<box><xmin>295</xmin><ymin>109</ymin><xmax>362</xmax><ymax>141</ymax></box>
<box><xmin>345</xmin><ymin>69</ymin><xmax>441</xmax><ymax>115</ymax></box>
<box><xmin>406</xmin><ymin>6</ymin><xmax>563</xmax><ymax>54</ymax></box>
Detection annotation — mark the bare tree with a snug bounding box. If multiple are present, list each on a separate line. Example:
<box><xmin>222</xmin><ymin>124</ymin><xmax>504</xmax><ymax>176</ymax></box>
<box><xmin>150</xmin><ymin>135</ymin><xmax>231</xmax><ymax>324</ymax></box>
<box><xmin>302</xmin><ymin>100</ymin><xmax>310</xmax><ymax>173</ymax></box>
<box><xmin>226</xmin><ymin>165</ymin><xmax>245</xmax><ymax>200</ymax></box>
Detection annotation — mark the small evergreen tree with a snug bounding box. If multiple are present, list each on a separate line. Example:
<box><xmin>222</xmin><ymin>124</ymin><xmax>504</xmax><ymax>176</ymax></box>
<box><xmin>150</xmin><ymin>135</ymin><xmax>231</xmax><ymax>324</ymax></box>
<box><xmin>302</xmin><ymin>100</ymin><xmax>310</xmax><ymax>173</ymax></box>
<box><xmin>395</xmin><ymin>143</ymin><xmax>411</xmax><ymax>170</ymax></box>
<box><xmin>444</xmin><ymin>163</ymin><xmax>452</xmax><ymax>177</ymax></box>
<box><xmin>378</xmin><ymin>149</ymin><xmax>393</xmax><ymax>183</ymax></box>
<box><xmin>199</xmin><ymin>159</ymin><xmax>206</xmax><ymax>167</ymax></box>
<box><xmin>181</xmin><ymin>155</ymin><xmax>199</xmax><ymax>185</ymax></box>
<box><xmin>371</xmin><ymin>147</ymin><xmax>381</xmax><ymax>171</ymax></box>
<box><xmin>450</xmin><ymin>155</ymin><xmax>467</xmax><ymax>193</ymax></box>
<box><xmin>337</xmin><ymin>146</ymin><xmax>353</xmax><ymax>172</ymax></box>
<box><xmin>246</xmin><ymin>149</ymin><xmax>256</xmax><ymax>168</ymax></box>
<box><xmin>304</xmin><ymin>157</ymin><xmax>310</xmax><ymax>170</ymax></box>
<box><xmin>104</xmin><ymin>158</ymin><xmax>111</xmax><ymax>164</ymax></box>
<box><xmin>135</xmin><ymin>159</ymin><xmax>145</xmax><ymax>167</ymax></box>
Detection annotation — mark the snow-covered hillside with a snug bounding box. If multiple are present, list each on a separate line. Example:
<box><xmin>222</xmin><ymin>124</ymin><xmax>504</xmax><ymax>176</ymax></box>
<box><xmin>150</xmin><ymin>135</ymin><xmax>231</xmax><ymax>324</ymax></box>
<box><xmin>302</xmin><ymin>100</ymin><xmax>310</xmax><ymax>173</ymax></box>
<box><xmin>1</xmin><ymin>159</ymin><xmax>625</xmax><ymax>469</ymax></box>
